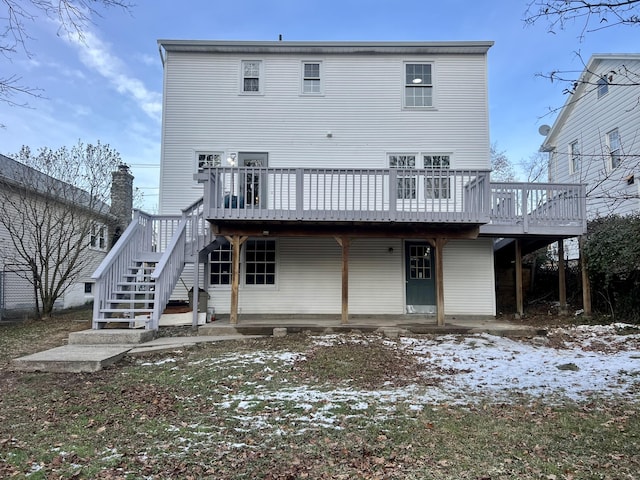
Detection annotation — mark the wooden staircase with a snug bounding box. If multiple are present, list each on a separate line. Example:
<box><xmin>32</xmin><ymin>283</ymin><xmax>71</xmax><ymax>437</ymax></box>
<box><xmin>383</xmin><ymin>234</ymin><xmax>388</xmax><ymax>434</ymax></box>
<box><xmin>92</xmin><ymin>199</ymin><xmax>211</xmax><ymax>330</ymax></box>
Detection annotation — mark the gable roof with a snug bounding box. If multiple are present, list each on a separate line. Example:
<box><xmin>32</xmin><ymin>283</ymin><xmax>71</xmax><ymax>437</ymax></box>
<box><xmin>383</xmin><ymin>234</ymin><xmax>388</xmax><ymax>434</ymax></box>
<box><xmin>541</xmin><ymin>53</ymin><xmax>640</xmax><ymax>151</ymax></box>
<box><xmin>0</xmin><ymin>153</ymin><xmax>112</xmax><ymax>218</ymax></box>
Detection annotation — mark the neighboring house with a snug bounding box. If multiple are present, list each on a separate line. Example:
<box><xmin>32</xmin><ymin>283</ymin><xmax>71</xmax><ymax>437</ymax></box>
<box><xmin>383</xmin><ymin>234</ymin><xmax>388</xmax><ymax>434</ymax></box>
<box><xmin>92</xmin><ymin>40</ymin><xmax>586</xmax><ymax>330</ymax></box>
<box><xmin>0</xmin><ymin>154</ymin><xmax>133</xmax><ymax>316</ymax></box>
<box><xmin>542</xmin><ymin>54</ymin><xmax>640</xmax><ymax>218</ymax></box>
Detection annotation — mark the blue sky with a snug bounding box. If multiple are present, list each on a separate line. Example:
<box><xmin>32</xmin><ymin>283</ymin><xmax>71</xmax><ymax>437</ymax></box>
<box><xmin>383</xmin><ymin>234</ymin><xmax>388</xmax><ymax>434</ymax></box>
<box><xmin>0</xmin><ymin>0</ymin><xmax>635</xmax><ymax>211</ymax></box>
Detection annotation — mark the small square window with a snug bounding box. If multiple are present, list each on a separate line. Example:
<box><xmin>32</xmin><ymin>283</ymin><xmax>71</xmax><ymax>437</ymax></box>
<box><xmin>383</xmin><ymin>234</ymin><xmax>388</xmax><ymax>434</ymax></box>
<box><xmin>84</xmin><ymin>282</ymin><xmax>93</xmax><ymax>294</ymax></box>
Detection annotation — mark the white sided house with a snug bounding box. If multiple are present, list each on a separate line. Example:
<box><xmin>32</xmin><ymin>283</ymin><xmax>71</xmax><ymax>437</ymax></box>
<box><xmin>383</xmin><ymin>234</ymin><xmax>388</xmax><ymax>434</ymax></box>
<box><xmin>91</xmin><ymin>41</ymin><xmax>587</xmax><ymax>330</ymax></box>
<box><xmin>0</xmin><ymin>155</ymin><xmax>133</xmax><ymax>317</ymax></box>
<box><xmin>542</xmin><ymin>54</ymin><xmax>640</xmax><ymax>218</ymax></box>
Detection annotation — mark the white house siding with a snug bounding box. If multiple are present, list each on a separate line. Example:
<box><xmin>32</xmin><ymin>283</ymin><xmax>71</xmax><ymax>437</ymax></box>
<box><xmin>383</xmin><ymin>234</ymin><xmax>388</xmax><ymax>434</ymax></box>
<box><xmin>443</xmin><ymin>238</ymin><xmax>496</xmax><ymax>316</ymax></box>
<box><xmin>208</xmin><ymin>237</ymin><xmax>405</xmax><ymax>315</ymax></box>
<box><xmin>159</xmin><ymin>50</ymin><xmax>491</xmax><ymax>214</ymax></box>
<box><xmin>206</xmin><ymin>237</ymin><xmax>496</xmax><ymax>317</ymax></box>
<box><xmin>546</xmin><ymin>57</ymin><xmax>640</xmax><ymax>218</ymax></box>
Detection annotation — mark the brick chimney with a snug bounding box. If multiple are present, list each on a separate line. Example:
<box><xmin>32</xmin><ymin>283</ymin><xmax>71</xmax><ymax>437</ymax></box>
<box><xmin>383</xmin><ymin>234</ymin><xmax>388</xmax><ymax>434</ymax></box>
<box><xmin>109</xmin><ymin>164</ymin><xmax>134</xmax><ymax>248</ymax></box>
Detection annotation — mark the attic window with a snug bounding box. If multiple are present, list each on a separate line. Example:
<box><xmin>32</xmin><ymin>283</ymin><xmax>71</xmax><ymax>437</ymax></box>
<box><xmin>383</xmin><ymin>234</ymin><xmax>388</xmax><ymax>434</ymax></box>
<box><xmin>241</xmin><ymin>60</ymin><xmax>263</xmax><ymax>94</ymax></box>
<box><xmin>597</xmin><ymin>77</ymin><xmax>609</xmax><ymax>98</ymax></box>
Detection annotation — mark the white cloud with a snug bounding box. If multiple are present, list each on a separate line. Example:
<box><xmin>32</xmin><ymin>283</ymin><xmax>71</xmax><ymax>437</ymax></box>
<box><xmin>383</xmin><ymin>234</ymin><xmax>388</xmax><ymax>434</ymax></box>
<box><xmin>65</xmin><ymin>29</ymin><xmax>162</xmax><ymax>122</ymax></box>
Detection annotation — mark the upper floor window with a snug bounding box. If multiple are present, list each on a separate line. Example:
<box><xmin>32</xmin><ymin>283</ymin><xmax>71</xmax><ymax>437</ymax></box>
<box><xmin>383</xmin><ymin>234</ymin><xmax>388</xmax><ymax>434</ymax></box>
<box><xmin>597</xmin><ymin>76</ymin><xmax>609</xmax><ymax>98</ymax></box>
<box><xmin>569</xmin><ymin>140</ymin><xmax>580</xmax><ymax>174</ymax></box>
<box><xmin>404</xmin><ymin>63</ymin><xmax>433</xmax><ymax>108</ymax></box>
<box><xmin>196</xmin><ymin>152</ymin><xmax>222</xmax><ymax>172</ymax></box>
<box><xmin>389</xmin><ymin>154</ymin><xmax>417</xmax><ymax>200</ymax></box>
<box><xmin>241</xmin><ymin>60</ymin><xmax>263</xmax><ymax>94</ymax></box>
<box><xmin>90</xmin><ymin>223</ymin><xmax>107</xmax><ymax>251</ymax></box>
<box><xmin>607</xmin><ymin>128</ymin><xmax>622</xmax><ymax>169</ymax></box>
<box><xmin>302</xmin><ymin>62</ymin><xmax>322</xmax><ymax>94</ymax></box>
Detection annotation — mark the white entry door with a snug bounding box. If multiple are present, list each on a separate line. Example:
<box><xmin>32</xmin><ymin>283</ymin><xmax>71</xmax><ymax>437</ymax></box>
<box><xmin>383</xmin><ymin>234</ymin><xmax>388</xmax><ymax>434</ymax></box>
<box><xmin>238</xmin><ymin>152</ymin><xmax>268</xmax><ymax>208</ymax></box>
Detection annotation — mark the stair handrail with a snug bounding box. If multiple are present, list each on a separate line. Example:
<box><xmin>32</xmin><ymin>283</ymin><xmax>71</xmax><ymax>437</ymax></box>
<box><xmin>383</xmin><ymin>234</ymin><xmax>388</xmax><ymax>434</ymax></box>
<box><xmin>149</xmin><ymin>215</ymin><xmax>188</xmax><ymax>330</ymax></box>
<box><xmin>91</xmin><ymin>210</ymin><xmax>152</xmax><ymax>329</ymax></box>
<box><xmin>182</xmin><ymin>196</ymin><xmax>211</xmax><ymax>257</ymax></box>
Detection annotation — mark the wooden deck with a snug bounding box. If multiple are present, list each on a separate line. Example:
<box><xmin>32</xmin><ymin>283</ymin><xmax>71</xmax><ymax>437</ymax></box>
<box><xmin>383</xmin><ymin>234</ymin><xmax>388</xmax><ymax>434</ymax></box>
<box><xmin>197</xmin><ymin>167</ymin><xmax>586</xmax><ymax>237</ymax></box>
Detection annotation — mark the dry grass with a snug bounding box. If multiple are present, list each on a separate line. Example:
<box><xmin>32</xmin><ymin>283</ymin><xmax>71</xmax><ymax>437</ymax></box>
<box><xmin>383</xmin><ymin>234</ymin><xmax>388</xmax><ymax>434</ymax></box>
<box><xmin>0</xmin><ymin>315</ymin><xmax>639</xmax><ymax>479</ymax></box>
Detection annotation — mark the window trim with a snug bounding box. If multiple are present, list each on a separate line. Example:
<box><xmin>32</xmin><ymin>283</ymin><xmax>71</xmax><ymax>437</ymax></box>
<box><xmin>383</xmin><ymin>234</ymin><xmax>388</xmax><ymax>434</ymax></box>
<box><xmin>403</xmin><ymin>62</ymin><xmax>434</xmax><ymax>109</ymax></box>
<box><xmin>240</xmin><ymin>60</ymin><xmax>264</xmax><ymax>95</ymax></box>
<box><xmin>569</xmin><ymin>140</ymin><xmax>580</xmax><ymax>175</ymax></box>
<box><xmin>607</xmin><ymin>128</ymin><xmax>622</xmax><ymax>169</ymax></box>
<box><xmin>301</xmin><ymin>60</ymin><xmax>323</xmax><ymax>95</ymax></box>
<box><xmin>209</xmin><ymin>242</ymin><xmax>233</xmax><ymax>287</ymax></box>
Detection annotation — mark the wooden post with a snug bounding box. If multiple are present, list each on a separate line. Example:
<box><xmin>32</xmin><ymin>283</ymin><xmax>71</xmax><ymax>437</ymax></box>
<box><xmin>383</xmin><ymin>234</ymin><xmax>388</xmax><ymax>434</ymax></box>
<box><xmin>557</xmin><ymin>239</ymin><xmax>568</xmax><ymax>315</ymax></box>
<box><xmin>435</xmin><ymin>238</ymin><xmax>446</xmax><ymax>326</ymax></box>
<box><xmin>515</xmin><ymin>239</ymin><xmax>524</xmax><ymax>319</ymax></box>
<box><xmin>191</xmin><ymin>257</ymin><xmax>200</xmax><ymax>328</ymax></box>
<box><xmin>335</xmin><ymin>236</ymin><xmax>350</xmax><ymax>324</ymax></box>
<box><xmin>226</xmin><ymin>235</ymin><xmax>248</xmax><ymax>325</ymax></box>
<box><xmin>579</xmin><ymin>235</ymin><xmax>592</xmax><ymax>317</ymax></box>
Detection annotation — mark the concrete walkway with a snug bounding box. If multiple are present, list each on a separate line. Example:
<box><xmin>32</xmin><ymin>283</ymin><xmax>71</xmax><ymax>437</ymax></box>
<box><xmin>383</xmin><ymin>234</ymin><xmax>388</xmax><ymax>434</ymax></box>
<box><xmin>11</xmin><ymin>317</ymin><xmax>542</xmax><ymax>373</ymax></box>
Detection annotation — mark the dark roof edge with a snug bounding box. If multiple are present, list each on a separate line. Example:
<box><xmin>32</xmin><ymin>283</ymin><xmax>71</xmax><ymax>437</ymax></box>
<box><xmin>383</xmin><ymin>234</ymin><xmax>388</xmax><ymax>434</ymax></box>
<box><xmin>157</xmin><ymin>39</ymin><xmax>494</xmax><ymax>55</ymax></box>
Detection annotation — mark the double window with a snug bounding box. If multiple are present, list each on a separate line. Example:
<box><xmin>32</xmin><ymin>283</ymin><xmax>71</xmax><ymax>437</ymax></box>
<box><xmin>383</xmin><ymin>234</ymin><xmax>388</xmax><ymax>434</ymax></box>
<box><xmin>608</xmin><ymin>128</ymin><xmax>622</xmax><ymax>169</ymax></box>
<box><xmin>388</xmin><ymin>153</ymin><xmax>451</xmax><ymax>200</ymax></box>
<box><xmin>90</xmin><ymin>223</ymin><xmax>107</xmax><ymax>251</ymax></box>
<box><xmin>241</xmin><ymin>60</ymin><xmax>263</xmax><ymax>94</ymax></box>
<box><xmin>404</xmin><ymin>63</ymin><xmax>433</xmax><ymax>108</ymax></box>
<box><xmin>210</xmin><ymin>239</ymin><xmax>277</xmax><ymax>286</ymax></box>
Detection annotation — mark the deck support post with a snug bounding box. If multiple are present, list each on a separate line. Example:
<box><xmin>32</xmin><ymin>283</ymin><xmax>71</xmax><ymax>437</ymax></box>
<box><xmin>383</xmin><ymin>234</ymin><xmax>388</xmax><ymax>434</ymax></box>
<box><xmin>434</xmin><ymin>238</ymin><xmax>447</xmax><ymax>326</ymax></box>
<box><xmin>515</xmin><ymin>239</ymin><xmax>524</xmax><ymax>319</ymax></box>
<box><xmin>427</xmin><ymin>238</ymin><xmax>447</xmax><ymax>326</ymax></box>
<box><xmin>335</xmin><ymin>236</ymin><xmax>350</xmax><ymax>324</ymax></box>
<box><xmin>579</xmin><ymin>235</ymin><xmax>592</xmax><ymax>317</ymax></box>
<box><xmin>557</xmin><ymin>239</ymin><xmax>568</xmax><ymax>315</ymax></box>
<box><xmin>226</xmin><ymin>235</ymin><xmax>248</xmax><ymax>325</ymax></box>
<box><xmin>191</xmin><ymin>256</ymin><xmax>200</xmax><ymax>328</ymax></box>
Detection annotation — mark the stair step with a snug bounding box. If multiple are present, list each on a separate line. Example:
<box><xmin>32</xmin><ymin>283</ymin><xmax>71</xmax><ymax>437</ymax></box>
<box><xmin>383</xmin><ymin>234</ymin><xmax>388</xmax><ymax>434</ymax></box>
<box><xmin>100</xmin><ymin>308</ymin><xmax>154</xmax><ymax>313</ymax></box>
<box><xmin>107</xmin><ymin>299</ymin><xmax>155</xmax><ymax>305</ymax></box>
<box><xmin>111</xmin><ymin>289</ymin><xmax>156</xmax><ymax>295</ymax></box>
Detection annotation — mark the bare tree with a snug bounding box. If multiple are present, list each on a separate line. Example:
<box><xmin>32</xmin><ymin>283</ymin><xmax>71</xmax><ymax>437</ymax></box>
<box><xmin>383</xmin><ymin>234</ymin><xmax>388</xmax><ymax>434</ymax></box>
<box><xmin>519</xmin><ymin>151</ymin><xmax>549</xmax><ymax>182</ymax></box>
<box><xmin>0</xmin><ymin>141</ymin><xmax>121</xmax><ymax>317</ymax></box>
<box><xmin>524</xmin><ymin>0</ymin><xmax>640</xmax><ymax>38</ymax></box>
<box><xmin>490</xmin><ymin>142</ymin><xmax>517</xmax><ymax>182</ymax></box>
<box><xmin>1</xmin><ymin>0</ymin><xmax>132</xmax><ymax>112</ymax></box>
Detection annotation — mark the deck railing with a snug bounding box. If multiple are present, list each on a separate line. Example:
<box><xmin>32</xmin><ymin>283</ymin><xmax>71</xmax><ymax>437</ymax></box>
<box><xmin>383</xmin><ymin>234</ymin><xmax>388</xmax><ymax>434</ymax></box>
<box><xmin>92</xmin><ymin>211</ymin><xmax>152</xmax><ymax>329</ymax></box>
<box><xmin>483</xmin><ymin>182</ymin><xmax>586</xmax><ymax>235</ymax></box>
<box><xmin>198</xmin><ymin>167</ymin><xmax>492</xmax><ymax>223</ymax></box>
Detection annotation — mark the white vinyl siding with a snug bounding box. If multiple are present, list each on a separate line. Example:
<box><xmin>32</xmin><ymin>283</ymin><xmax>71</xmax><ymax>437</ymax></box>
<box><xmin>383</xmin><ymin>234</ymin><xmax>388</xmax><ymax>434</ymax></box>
<box><xmin>543</xmin><ymin>57</ymin><xmax>640</xmax><ymax>218</ymax></box>
<box><xmin>208</xmin><ymin>237</ymin><xmax>405</xmax><ymax>315</ymax></box>
<box><xmin>159</xmin><ymin>51</ymin><xmax>490</xmax><ymax>214</ymax></box>
<box><xmin>443</xmin><ymin>238</ymin><xmax>495</xmax><ymax>316</ymax></box>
